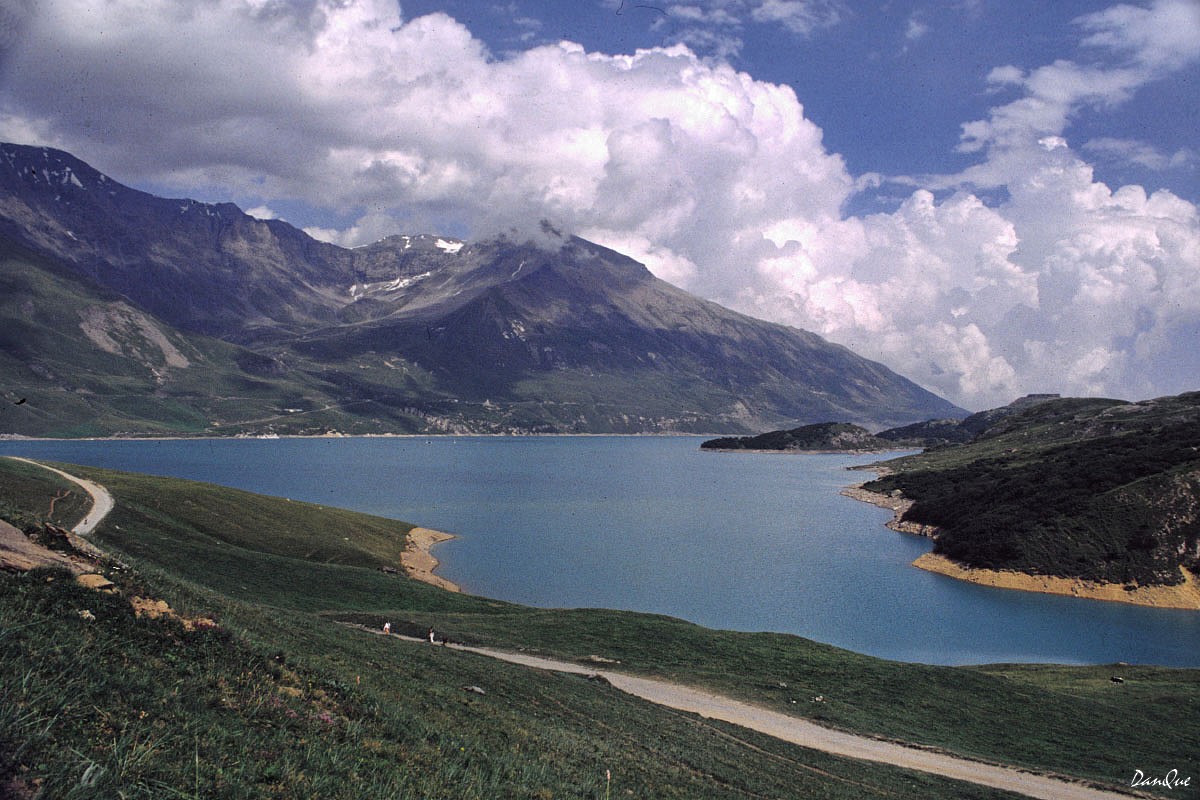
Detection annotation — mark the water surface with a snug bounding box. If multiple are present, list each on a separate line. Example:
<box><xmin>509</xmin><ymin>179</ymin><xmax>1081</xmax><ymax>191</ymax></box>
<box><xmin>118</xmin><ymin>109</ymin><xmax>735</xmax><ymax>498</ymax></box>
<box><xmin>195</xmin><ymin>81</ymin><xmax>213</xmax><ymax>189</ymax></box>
<box><xmin>3</xmin><ymin>436</ymin><xmax>1197</xmax><ymax>666</ymax></box>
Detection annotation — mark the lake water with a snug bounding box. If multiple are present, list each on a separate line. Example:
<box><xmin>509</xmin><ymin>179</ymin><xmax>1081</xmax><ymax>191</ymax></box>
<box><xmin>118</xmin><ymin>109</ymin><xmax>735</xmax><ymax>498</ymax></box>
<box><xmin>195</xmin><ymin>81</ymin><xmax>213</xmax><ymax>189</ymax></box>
<box><xmin>3</xmin><ymin>435</ymin><xmax>1198</xmax><ymax>667</ymax></box>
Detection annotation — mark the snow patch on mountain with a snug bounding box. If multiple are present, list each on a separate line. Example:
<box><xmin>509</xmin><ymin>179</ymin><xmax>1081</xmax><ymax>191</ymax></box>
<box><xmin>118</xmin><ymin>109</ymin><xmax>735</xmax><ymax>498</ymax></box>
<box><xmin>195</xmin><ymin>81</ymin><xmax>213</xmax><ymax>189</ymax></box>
<box><xmin>350</xmin><ymin>270</ymin><xmax>433</xmax><ymax>299</ymax></box>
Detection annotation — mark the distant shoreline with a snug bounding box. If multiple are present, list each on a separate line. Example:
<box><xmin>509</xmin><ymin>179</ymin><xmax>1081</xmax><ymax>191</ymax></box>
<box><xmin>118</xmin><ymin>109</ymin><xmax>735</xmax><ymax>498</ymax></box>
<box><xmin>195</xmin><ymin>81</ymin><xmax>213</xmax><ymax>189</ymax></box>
<box><xmin>401</xmin><ymin>527</ymin><xmax>462</xmax><ymax>593</ymax></box>
<box><xmin>844</xmin><ymin>476</ymin><xmax>1200</xmax><ymax>611</ymax></box>
<box><xmin>0</xmin><ymin>432</ymin><xmax>713</xmax><ymax>443</ymax></box>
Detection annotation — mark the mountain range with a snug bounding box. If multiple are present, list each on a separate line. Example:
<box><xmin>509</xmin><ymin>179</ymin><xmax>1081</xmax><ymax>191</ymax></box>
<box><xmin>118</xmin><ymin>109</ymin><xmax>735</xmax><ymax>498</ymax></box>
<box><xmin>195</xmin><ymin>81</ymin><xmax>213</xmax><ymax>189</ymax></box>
<box><xmin>0</xmin><ymin>142</ymin><xmax>962</xmax><ymax>437</ymax></box>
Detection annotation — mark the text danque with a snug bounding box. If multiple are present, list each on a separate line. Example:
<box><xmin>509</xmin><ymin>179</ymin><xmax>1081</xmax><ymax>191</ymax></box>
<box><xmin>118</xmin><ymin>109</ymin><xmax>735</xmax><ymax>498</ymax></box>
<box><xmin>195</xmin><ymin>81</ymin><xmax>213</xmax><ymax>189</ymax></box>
<box><xmin>1131</xmin><ymin>769</ymin><xmax>1191</xmax><ymax>789</ymax></box>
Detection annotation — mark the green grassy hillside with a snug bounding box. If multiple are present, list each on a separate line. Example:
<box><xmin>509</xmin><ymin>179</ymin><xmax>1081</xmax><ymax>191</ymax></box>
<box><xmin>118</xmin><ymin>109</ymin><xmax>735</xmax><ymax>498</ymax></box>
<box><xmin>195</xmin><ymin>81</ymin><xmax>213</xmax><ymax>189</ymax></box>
<box><xmin>2</xmin><ymin>458</ymin><xmax>1197</xmax><ymax>798</ymax></box>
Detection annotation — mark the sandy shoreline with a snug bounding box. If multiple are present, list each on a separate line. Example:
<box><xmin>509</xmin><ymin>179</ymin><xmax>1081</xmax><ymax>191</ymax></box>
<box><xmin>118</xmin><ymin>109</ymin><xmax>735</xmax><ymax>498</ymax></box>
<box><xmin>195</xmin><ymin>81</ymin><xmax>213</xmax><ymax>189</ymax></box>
<box><xmin>845</xmin><ymin>477</ymin><xmax>1200</xmax><ymax>611</ymax></box>
<box><xmin>400</xmin><ymin>527</ymin><xmax>462</xmax><ymax>593</ymax></box>
<box><xmin>913</xmin><ymin>552</ymin><xmax>1200</xmax><ymax>610</ymax></box>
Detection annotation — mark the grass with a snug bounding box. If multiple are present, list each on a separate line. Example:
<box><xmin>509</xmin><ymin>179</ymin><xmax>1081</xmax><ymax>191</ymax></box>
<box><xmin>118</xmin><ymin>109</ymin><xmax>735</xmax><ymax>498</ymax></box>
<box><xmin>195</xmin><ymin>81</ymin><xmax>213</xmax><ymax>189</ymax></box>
<box><xmin>88</xmin><ymin>468</ymin><xmax>417</xmax><ymax>569</ymax></box>
<box><xmin>2</xmin><ymin>568</ymin><xmax>1031</xmax><ymax>800</ymax></box>
<box><xmin>331</xmin><ymin>606</ymin><xmax>1200</xmax><ymax>786</ymax></box>
<box><xmin>3</xmin><ymin>457</ymin><xmax>1197</xmax><ymax>798</ymax></box>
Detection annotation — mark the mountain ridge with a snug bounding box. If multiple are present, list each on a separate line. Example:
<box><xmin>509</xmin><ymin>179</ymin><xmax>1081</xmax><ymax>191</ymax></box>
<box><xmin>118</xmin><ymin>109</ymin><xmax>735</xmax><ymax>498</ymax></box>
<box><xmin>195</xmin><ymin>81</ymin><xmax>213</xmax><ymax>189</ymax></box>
<box><xmin>0</xmin><ymin>142</ymin><xmax>964</xmax><ymax>436</ymax></box>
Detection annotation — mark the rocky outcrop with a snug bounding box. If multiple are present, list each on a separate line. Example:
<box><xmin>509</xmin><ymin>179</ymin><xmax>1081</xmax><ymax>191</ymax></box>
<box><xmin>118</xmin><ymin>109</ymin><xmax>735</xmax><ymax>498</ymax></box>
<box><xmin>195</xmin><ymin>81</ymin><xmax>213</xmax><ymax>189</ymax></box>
<box><xmin>0</xmin><ymin>519</ymin><xmax>78</xmax><ymax>572</ymax></box>
<box><xmin>840</xmin><ymin>485</ymin><xmax>939</xmax><ymax>538</ymax></box>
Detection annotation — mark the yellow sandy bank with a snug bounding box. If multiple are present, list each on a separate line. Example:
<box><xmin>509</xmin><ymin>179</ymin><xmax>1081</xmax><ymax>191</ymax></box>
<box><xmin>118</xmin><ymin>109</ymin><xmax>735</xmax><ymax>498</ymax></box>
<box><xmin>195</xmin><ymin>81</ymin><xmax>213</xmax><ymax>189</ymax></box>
<box><xmin>401</xmin><ymin>527</ymin><xmax>461</xmax><ymax>593</ymax></box>
<box><xmin>914</xmin><ymin>552</ymin><xmax>1200</xmax><ymax>610</ymax></box>
<box><xmin>846</xmin><ymin>481</ymin><xmax>1200</xmax><ymax>611</ymax></box>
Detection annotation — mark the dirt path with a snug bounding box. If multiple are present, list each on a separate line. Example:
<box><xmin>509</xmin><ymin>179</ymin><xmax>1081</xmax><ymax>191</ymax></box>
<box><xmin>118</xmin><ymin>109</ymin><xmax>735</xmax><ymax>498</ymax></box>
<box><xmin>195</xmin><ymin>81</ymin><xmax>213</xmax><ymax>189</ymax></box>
<box><xmin>5</xmin><ymin>457</ymin><xmax>114</xmax><ymax>542</ymax></box>
<box><xmin>6</xmin><ymin>457</ymin><xmax>114</xmax><ymax>536</ymax></box>
<box><xmin>362</xmin><ymin>628</ymin><xmax>1134</xmax><ymax>800</ymax></box>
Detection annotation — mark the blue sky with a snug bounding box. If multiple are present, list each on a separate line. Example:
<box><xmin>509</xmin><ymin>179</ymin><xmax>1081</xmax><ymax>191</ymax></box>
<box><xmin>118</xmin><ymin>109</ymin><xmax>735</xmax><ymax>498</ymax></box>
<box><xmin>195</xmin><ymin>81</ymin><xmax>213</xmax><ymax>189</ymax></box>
<box><xmin>1</xmin><ymin>0</ymin><xmax>1198</xmax><ymax>409</ymax></box>
<box><xmin>398</xmin><ymin>0</ymin><xmax>1198</xmax><ymax>205</ymax></box>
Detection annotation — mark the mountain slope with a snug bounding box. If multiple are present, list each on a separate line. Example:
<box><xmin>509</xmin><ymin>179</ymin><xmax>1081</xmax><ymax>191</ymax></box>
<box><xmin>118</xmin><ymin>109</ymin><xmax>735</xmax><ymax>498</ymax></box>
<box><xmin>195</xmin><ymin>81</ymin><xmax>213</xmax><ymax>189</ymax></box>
<box><xmin>0</xmin><ymin>142</ymin><xmax>963</xmax><ymax>435</ymax></box>
<box><xmin>293</xmin><ymin>236</ymin><xmax>962</xmax><ymax>431</ymax></box>
<box><xmin>0</xmin><ymin>143</ymin><xmax>358</xmax><ymax>338</ymax></box>
<box><xmin>0</xmin><ymin>238</ymin><xmax>380</xmax><ymax>437</ymax></box>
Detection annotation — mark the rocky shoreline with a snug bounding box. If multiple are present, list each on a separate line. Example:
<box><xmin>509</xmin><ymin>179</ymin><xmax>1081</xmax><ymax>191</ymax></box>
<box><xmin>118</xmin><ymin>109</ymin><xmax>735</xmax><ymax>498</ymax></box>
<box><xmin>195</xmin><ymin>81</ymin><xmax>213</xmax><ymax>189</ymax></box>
<box><xmin>840</xmin><ymin>483</ymin><xmax>939</xmax><ymax>537</ymax></box>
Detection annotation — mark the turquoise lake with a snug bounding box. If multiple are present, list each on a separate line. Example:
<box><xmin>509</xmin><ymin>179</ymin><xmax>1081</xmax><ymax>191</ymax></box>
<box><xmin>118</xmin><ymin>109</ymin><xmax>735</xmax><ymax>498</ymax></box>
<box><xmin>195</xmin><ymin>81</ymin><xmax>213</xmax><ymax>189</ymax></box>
<box><xmin>3</xmin><ymin>435</ymin><xmax>1198</xmax><ymax>666</ymax></box>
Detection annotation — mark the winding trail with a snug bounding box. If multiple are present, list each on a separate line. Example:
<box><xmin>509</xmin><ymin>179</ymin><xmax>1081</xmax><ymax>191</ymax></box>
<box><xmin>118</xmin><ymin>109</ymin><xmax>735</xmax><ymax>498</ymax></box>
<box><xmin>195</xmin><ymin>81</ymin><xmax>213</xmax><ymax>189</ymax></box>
<box><xmin>5</xmin><ymin>457</ymin><xmax>114</xmax><ymax>537</ymax></box>
<box><xmin>362</xmin><ymin>627</ymin><xmax>1135</xmax><ymax>800</ymax></box>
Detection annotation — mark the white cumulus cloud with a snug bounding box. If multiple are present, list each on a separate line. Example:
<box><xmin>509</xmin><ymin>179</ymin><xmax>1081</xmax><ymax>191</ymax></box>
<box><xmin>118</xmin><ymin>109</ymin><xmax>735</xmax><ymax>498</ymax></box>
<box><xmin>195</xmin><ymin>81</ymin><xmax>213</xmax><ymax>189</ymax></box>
<box><xmin>0</xmin><ymin>0</ymin><xmax>1198</xmax><ymax>410</ymax></box>
<box><xmin>1083</xmin><ymin>137</ymin><xmax>1195</xmax><ymax>172</ymax></box>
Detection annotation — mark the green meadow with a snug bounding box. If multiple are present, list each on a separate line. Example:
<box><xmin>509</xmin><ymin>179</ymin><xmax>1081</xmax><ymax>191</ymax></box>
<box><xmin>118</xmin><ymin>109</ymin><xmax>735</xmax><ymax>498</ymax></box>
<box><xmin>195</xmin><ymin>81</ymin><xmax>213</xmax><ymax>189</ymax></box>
<box><xmin>2</xmin><ymin>457</ymin><xmax>1196</xmax><ymax>798</ymax></box>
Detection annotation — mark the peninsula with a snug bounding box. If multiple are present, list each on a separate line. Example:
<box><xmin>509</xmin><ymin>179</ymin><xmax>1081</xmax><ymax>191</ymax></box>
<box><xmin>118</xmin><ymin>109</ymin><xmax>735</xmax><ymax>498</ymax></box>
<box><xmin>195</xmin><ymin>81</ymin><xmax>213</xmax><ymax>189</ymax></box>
<box><xmin>852</xmin><ymin>392</ymin><xmax>1200</xmax><ymax>609</ymax></box>
<box><xmin>400</xmin><ymin>527</ymin><xmax>461</xmax><ymax>592</ymax></box>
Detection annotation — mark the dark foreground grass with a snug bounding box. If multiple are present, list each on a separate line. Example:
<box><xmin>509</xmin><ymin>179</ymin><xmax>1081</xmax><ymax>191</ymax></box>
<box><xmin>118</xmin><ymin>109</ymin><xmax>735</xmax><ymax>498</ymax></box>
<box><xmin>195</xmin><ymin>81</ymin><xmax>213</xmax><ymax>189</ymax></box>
<box><xmin>3</xmin><ymin>458</ymin><xmax>1196</xmax><ymax>798</ymax></box>
<box><xmin>0</xmin><ymin>573</ymin><xmax>1024</xmax><ymax>800</ymax></box>
<box><xmin>333</xmin><ymin>605</ymin><xmax>1200</xmax><ymax>788</ymax></box>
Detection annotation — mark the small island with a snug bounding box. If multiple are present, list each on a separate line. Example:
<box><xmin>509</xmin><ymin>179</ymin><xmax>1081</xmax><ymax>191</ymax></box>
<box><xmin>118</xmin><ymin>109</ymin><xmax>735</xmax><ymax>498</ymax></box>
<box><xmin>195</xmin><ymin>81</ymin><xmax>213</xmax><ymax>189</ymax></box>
<box><xmin>701</xmin><ymin>422</ymin><xmax>901</xmax><ymax>453</ymax></box>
